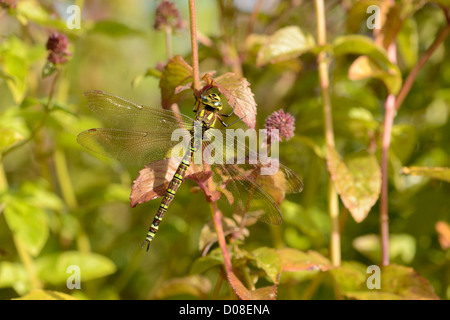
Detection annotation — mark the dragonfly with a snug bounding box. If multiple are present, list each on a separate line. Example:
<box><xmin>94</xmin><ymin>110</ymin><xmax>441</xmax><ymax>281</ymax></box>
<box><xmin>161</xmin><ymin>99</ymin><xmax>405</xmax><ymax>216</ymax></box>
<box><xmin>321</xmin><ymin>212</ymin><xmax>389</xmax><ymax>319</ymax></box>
<box><xmin>77</xmin><ymin>90</ymin><xmax>303</xmax><ymax>251</ymax></box>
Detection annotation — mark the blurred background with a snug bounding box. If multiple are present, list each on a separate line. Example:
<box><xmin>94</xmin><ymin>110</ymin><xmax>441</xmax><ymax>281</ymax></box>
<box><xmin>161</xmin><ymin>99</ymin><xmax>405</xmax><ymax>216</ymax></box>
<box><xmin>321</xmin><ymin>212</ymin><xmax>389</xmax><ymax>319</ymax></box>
<box><xmin>0</xmin><ymin>0</ymin><xmax>449</xmax><ymax>299</ymax></box>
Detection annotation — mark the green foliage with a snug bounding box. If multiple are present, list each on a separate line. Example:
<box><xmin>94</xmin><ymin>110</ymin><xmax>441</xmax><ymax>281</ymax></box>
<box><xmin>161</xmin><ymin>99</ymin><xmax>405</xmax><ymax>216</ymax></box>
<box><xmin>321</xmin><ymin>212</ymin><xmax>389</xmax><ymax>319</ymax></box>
<box><xmin>0</xmin><ymin>0</ymin><xmax>449</xmax><ymax>301</ymax></box>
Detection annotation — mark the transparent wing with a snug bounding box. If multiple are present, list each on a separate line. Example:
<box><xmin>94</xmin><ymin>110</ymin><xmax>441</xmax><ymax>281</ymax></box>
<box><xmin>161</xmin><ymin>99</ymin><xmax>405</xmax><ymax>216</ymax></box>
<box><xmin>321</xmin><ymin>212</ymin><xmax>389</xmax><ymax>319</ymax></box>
<box><xmin>200</xmin><ymin>129</ymin><xmax>304</xmax><ymax>225</ymax></box>
<box><xmin>78</xmin><ymin>90</ymin><xmax>193</xmax><ymax>166</ymax></box>
<box><xmin>77</xmin><ymin>128</ymin><xmax>191</xmax><ymax>167</ymax></box>
<box><xmin>83</xmin><ymin>90</ymin><xmax>193</xmax><ymax>131</ymax></box>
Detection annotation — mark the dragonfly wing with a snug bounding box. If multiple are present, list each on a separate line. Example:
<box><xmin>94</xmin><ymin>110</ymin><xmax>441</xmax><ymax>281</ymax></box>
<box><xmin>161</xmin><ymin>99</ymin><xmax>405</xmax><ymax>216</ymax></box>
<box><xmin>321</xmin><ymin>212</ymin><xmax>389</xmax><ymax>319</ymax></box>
<box><xmin>211</xmin><ymin>163</ymin><xmax>283</xmax><ymax>225</ymax></box>
<box><xmin>77</xmin><ymin>128</ymin><xmax>191</xmax><ymax>167</ymax></box>
<box><xmin>222</xmin><ymin>131</ymin><xmax>304</xmax><ymax>194</ymax></box>
<box><xmin>83</xmin><ymin>90</ymin><xmax>193</xmax><ymax>131</ymax></box>
<box><xmin>199</xmin><ymin>129</ymin><xmax>304</xmax><ymax>225</ymax></box>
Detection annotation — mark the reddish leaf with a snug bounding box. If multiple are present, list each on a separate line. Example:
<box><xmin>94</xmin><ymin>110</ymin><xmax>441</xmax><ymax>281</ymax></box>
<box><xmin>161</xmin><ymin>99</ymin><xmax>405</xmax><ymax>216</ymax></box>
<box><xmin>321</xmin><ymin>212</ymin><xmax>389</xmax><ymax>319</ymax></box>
<box><xmin>130</xmin><ymin>157</ymin><xmax>199</xmax><ymax>207</ymax></box>
<box><xmin>227</xmin><ymin>272</ymin><xmax>277</xmax><ymax>300</ymax></box>
<box><xmin>228</xmin><ymin>272</ymin><xmax>252</xmax><ymax>300</ymax></box>
<box><xmin>202</xmin><ymin>73</ymin><xmax>257</xmax><ymax>129</ymax></box>
<box><xmin>159</xmin><ymin>55</ymin><xmax>193</xmax><ymax>109</ymax></box>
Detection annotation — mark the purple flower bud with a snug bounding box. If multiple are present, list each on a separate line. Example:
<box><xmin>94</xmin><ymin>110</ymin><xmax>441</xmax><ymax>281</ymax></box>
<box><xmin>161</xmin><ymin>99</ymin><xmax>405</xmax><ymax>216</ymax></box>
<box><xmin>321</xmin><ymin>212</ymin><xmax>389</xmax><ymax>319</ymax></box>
<box><xmin>0</xmin><ymin>0</ymin><xmax>16</xmax><ymax>9</ymax></box>
<box><xmin>153</xmin><ymin>0</ymin><xmax>184</xmax><ymax>31</ymax></box>
<box><xmin>264</xmin><ymin>109</ymin><xmax>296</xmax><ymax>142</ymax></box>
<box><xmin>46</xmin><ymin>32</ymin><xmax>71</xmax><ymax>65</ymax></box>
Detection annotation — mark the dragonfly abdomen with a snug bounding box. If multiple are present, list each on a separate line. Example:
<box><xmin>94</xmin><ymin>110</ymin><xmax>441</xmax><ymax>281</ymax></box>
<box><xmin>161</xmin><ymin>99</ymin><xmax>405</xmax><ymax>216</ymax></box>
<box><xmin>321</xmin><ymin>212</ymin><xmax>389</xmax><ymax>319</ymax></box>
<box><xmin>142</xmin><ymin>138</ymin><xmax>198</xmax><ymax>250</ymax></box>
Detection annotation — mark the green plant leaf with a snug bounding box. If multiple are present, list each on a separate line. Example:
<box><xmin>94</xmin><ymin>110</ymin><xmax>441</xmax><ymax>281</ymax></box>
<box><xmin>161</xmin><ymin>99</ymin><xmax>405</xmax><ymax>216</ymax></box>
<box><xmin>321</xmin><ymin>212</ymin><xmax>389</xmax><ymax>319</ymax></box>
<box><xmin>401</xmin><ymin>166</ymin><xmax>450</xmax><ymax>182</ymax></box>
<box><xmin>36</xmin><ymin>251</ymin><xmax>116</xmax><ymax>285</ymax></box>
<box><xmin>257</xmin><ymin>26</ymin><xmax>315</xmax><ymax>66</ymax></box>
<box><xmin>277</xmin><ymin>248</ymin><xmax>332</xmax><ymax>272</ymax></box>
<box><xmin>190</xmin><ymin>248</ymin><xmax>223</xmax><ymax>274</ymax></box>
<box><xmin>251</xmin><ymin>247</ymin><xmax>282</xmax><ymax>284</ymax></box>
<box><xmin>330</xmin><ymin>262</ymin><xmax>440</xmax><ymax>300</ymax></box>
<box><xmin>327</xmin><ymin>148</ymin><xmax>381</xmax><ymax>223</ymax></box>
<box><xmin>202</xmin><ymin>73</ymin><xmax>257</xmax><ymax>129</ymax></box>
<box><xmin>0</xmin><ymin>262</ymin><xmax>28</xmax><ymax>292</ymax></box>
<box><xmin>346</xmin><ymin>0</ymin><xmax>384</xmax><ymax>33</ymax></box>
<box><xmin>152</xmin><ymin>275</ymin><xmax>211</xmax><ymax>299</ymax></box>
<box><xmin>13</xmin><ymin>289</ymin><xmax>76</xmax><ymax>300</ymax></box>
<box><xmin>227</xmin><ymin>271</ymin><xmax>277</xmax><ymax>300</ymax></box>
<box><xmin>352</xmin><ymin>233</ymin><xmax>417</xmax><ymax>264</ymax></box>
<box><xmin>132</xmin><ymin>67</ymin><xmax>162</xmax><ymax>88</ymax></box>
<box><xmin>0</xmin><ymin>128</ymin><xmax>24</xmax><ymax>152</ymax></box>
<box><xmin>333</xmin><ymin>35</ymin><xmax>402</xmax><ymax>94</ymax></box>
<box><xmin>159</xmin><ymin>55</ymin><xmax>193</xmax><ymax>109</ymax></box>
<box><xmin>3</xmin><ymin>197</ymin><xmax>49</xmax><ymax>257</ymax></box>
<box><xmin>90</xmin><ymin>20</ymin><xmax>145</xmax><ymax>37</ymax></box>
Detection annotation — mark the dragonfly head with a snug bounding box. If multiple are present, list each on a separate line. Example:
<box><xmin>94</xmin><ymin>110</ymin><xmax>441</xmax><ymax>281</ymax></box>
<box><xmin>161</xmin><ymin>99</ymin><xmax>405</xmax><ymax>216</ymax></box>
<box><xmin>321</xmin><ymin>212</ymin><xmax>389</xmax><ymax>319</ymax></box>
<box><xmin>201</xmin><ymin>92</ymin><xmax>222</xmax><ymax>110</ymax></box>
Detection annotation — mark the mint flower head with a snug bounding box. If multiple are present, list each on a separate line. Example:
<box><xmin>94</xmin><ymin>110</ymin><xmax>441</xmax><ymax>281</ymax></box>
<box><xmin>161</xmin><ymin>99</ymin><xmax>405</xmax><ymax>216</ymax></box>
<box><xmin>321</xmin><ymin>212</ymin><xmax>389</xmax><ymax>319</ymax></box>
<box><xmin>46</xmin><ymin>32</ymin><xmax>70</xmax><ymax>65</ymax></box>
<box><xmin>264</xmin><ymin>109</ymin><xmax>296</xmax><ymax>142</ymax></box>
<box><xmin>153</xmin><ymin>0</ymin><xmax>184</xmax><ymax>31</ymax></box>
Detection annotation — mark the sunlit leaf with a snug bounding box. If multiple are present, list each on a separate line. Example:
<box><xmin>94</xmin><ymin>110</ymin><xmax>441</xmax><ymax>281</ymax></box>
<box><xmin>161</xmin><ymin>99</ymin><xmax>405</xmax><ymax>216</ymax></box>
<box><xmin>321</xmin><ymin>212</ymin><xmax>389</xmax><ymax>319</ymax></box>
<box><xmin>352</xmin><ymin>234</ymin><xmax>416</xmax><ymax>264</ymax></box>
<box><xmin>327</xmin><ymin>148</ymin><xmax>381</xmax><ymax>223</ymax></box>
<box><xmin>249</xmin><ymin>285</ymin><xmax>277</xmax><ymax>300</ymax></box>
<box><xmin>13</xmin><ymin>289</ymin><xmax>77</xmax><ymax>300</ymax></box>
<box><xmin>3</xmin><ymin>197</ymin><xmax>49</xmax><ymax>257</ymax></box>
<box><xmin>160</xmin><ymin>55</ymin><xmax>193</xmax><ymax>108</ymax></box>
<box><xmin>0</xmin><ymin>262</ymin><xmax>28</xmax><ymax>291</ymax></box>
<box><xmin>333</xmin><ymin>35</ymin><xmax>402</xmax><ymax>94</ymax></box>
<box><xmin>202</xmin><ymin>73</ymin><xmax>257</xmax><ymax>129</ymax></box>
<box><xmin>16</xmin><ymin>0</ymin><xmax>68</xmax><ymax>29</ymax></box>
<box><xmin>401</xmin><ymin>166</ymin><xmax>450</xmax><ymax>182</ymax></box>
<box><xmin>257</xmin><ymin>26</ymin><xmax>315</xmax><ymax>66</ymax></box>
<box><xmin>36</xmin><ymin>251</ymin><xmax>116</xmax><ymax>285</ymax></box>
<box><xmin>251</xmin><ymin>247</ymin><xmax>282</xmax><ymax>284</ymax></box>
<box><xmin>277</xmin><ymin>248</ymin><xmax>332</xmax><ymax>272</ymax></box>
<box><xmin>0</xmin><ymin>128</ymin><xmax>24</xmax><ymax>152</ymax></box>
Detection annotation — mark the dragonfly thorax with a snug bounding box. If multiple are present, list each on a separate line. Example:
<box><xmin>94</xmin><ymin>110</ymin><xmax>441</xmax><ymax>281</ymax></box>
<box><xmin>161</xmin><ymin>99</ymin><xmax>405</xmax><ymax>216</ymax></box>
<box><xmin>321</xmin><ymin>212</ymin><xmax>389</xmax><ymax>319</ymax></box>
<box><xmin>196</xmin><ymin>106</ymin><xmax>218</xmax><ymax>129</ymax></box>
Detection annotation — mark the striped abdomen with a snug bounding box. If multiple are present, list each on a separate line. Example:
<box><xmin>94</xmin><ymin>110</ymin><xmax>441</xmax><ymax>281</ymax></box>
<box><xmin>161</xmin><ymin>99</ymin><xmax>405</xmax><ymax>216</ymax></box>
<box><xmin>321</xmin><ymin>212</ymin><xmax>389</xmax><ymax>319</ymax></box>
<box><xmin>142</xmin><ymin>136</ymin><xmax>198</xmax><ymax>250</ymax></box>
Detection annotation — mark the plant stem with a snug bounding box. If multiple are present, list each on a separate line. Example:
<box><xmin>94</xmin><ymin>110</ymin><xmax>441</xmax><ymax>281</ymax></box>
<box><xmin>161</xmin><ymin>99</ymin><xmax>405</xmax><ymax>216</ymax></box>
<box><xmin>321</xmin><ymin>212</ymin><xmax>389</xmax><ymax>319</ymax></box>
<box><xmin>210</xmin><ymin>201</ymin><xmax>233</xmax><ymax>274</ymax></box>
<box><xmin>378</xmin><ymin>7</ymin><xmax>450</xmax><ymax>266</ymax></box>
<box><xmin>54</xmin><ymin>147</ymin><xmax>77</xmax><ymax>210</ymax></box>
<box><xmin>2</xmin><ymin>69</ymin><xmax>60</xmax><ymax>158</ymax></box>
<box><xmin>377</xmin><ymin>0</ymin><xmax>397</xmax><ymax>265</ymax></box>
<box><xmin>380</xmin><ymin>92</ymin><xmax>395</xmax><ymax>266</ymax></box>
<box><xmin>13</xmin><ymin>235</ymin><xmax>42</xmax><ymax>290</ymax></box>
<box><xmin>188</xmin><ymin>0</ymin><xmax>200</xmax><ymax>91</ymax></box>
<box><xmin>395</xmin><ymin>20</ymin><xmax>450</xmax><ymax>111</ymax></box>
<box><xmin>189</xmin><ymin>0</ymin><xmax>232</xmax><ymax>276</ymax></box>
<box><xmin>164</xmin><ymin>26</ymin><xmax>173</xmax><ymax>59</ymax></box>
<box><xmin>315</xmin><ymin>0</ymin><xmax>340</xmax><ymax>267</ymax></box>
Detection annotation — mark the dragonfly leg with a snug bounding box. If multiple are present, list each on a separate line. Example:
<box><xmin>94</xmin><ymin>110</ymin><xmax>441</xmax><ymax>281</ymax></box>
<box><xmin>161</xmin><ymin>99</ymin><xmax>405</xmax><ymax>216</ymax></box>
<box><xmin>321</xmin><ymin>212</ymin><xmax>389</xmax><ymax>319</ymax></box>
<box><xmin>217</xmin><ymin>114</ymin><xmax>246</xmax><ymax>127</ymax></box>
<box><xmin>218</xmin><ymin>109</ymin><xmax>235</xmax><ymax>117</ymax></box>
